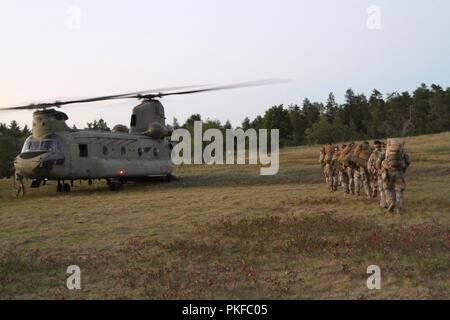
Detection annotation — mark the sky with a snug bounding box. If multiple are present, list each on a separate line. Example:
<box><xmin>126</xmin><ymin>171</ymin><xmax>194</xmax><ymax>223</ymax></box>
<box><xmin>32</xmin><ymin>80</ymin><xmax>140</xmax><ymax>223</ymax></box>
<box><xmin>0</xmin><ymin>0</ymin><xmax>449</xmax><ymax>129</ymax></box>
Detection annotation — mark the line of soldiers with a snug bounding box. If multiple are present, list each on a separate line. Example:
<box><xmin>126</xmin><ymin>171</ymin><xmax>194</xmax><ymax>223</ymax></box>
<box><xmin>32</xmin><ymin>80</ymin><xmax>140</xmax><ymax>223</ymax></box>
<box><xmin>319</xmin><ymin>139</ymin><xmax>410</xmax><ymax>214</ymax></box>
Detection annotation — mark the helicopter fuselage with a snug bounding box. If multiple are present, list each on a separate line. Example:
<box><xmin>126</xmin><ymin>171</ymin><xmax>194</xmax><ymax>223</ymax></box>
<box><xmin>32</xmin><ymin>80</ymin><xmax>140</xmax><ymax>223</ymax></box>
<box><xmin>14</xmin><ymin>130</ymin><xmax>173</xmax><ymax>182</ymax></box>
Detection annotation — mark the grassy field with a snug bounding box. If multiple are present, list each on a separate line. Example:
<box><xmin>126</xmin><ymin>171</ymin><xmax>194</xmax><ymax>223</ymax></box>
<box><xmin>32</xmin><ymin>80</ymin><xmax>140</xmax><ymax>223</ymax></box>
<box><xmin>0</xmin><ymin>132</ymin><xmax>449</xmax><ymax>299</ymax></box>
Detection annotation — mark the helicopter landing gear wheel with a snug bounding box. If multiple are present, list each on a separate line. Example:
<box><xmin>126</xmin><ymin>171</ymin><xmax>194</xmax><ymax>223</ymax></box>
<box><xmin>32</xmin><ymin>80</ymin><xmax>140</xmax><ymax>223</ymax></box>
<box><xmin>108</xmin><ymin>180</ymin><xmax>123</xmax><ymax>191</ymax></box>
<box><xmin>163</xmin><ymin>174</ymin><xmax>175</xmax><ymax>182</ymax></box>
<box><xmin>13</xmin><ymin>173</ymin><xmax>26</xmax><ymax>198</ymax></box>
<box><xmin>57</xmin><ymin>180</ymin><xmax>71</xmax><ymax>193</ymax></box>
<box><xmin>57</xmin><ymin>180</ymin><xmax>63</xmax><ymax>192</ymax></box>
<box><xmin>63</xmin><ymin>183</ymin><xmax>71</xmax><ymax>193</ymax></box>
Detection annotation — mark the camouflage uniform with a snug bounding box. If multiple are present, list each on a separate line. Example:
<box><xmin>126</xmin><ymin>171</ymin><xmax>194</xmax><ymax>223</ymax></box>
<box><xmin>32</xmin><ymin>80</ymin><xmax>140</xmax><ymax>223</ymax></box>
<box><xmin>346</xmin><ymin>166</ymin><xmax>355</xmax><ymax>195</ymax></box>
<box><xmin>337</xmin><ymin>144</ymin><xmax>349</xmax><ymax>194</ymax></box>
<box><xmin>354</xmin><ymin>166</ymin><xmax>371</xmax><ymax>198</ymax></box>
<box><xmin>319</xmin><ymin>148</ymin><xmax>326</xmax><ymax>179</ymax></box>
<box><xmin>367</xmin><ymin>143</ymin><xmax>386</xmax><ymax>208</ymax></box>
<box><xmin>338</xmin><ymin>165</ymin><xmax>349</xmax><ymax>194</ymax></box>
<box><xmin>351</xmin><ymin>142</ymin><xmax>371</xmax><ymax>199</ymax></box>
<box><xmin>379</xmin><ymin>144</ymin><xmax>411</xmax><ymax>213</ymax></box>
<box><xmin>324</xmin><ymin>162</ymin><xmax>335</xmax><ymax>191</ymax></box>
<box><xmin>331</xmin><ymin>146</ymin><xmax>340</xmax><ymax>191</ymax></box>
<box><xmin>340</xmin><ymin>143</ymin><xmax>356</xmax><ymax>195</ymax></box>
<box><xmin>321</xmin><ymin>144</ymin><xmax>337</xmax><ymax>192</ymax></box>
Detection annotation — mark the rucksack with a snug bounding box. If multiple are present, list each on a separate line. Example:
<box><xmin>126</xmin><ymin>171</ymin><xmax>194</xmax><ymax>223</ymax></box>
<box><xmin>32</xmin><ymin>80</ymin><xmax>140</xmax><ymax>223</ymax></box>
<box><xmin>385</xmin><ymin>138</ymin><xmax>405</xmax><ymax>170</ymax></box>
<box><xmin>340</xmin><ymin>144</ymin><xmax>354</xmax><ymax>166</ymax></box>
<box><xmin>352</xmin><ymin>142</ymin><xmax>370</xmax><ymax>161</ymax></box>
<box><xmin>343</xmin><ymin>142</ymin><xmax>369</xmax><ymax>168</ymax></box>
<box><xmin>324</xmin><ymin>144</ymin><xmax>333</xmax><ymax>164</ymax></box>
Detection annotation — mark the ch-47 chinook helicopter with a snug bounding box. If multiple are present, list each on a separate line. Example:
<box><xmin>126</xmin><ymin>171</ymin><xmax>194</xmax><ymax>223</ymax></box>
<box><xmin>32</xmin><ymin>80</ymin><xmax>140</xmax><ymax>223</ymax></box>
<box><xmin>0</xmin><ymin>79</ymin><xmax>287</xmax><ymax>196</ymax></box>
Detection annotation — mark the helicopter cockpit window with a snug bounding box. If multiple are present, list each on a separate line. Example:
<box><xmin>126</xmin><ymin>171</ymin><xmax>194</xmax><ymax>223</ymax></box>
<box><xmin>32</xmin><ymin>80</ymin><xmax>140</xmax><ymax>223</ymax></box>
<box><xmin>130</xmin><ymin>115</ymin><xmax>137</xmax><ymax>127</ymax></box>
<box><xmin>41</xmin><ymin>140</ymin><xmax>59</xmax><ymax>152</ymax></box>
<box><xmin>22</xmin><ymin>137</ymin><xmax>41</xmax><ymax>153</ymax></box>
<box><xmin>21</xmin><ymin>137</ymin><xmax>62</xmax><ymax>153</ymax></box>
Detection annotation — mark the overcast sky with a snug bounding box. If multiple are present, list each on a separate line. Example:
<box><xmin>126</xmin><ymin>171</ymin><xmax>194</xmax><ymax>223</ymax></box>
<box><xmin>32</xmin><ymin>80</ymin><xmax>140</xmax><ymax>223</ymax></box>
<box><xmin>1</xmin><ymin>0</ymin><xmax>449</xmax><ymax>129</ymax></box>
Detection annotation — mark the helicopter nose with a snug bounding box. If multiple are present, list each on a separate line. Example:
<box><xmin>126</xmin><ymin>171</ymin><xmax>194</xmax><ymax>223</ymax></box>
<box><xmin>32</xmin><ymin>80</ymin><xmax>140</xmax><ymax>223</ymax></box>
<box><xmin>14</xmin><ymin>157</ymin><xmax>40</xmax><ymax>178</ymax></box>
<box><xmin>15</xmin><ymin>152</ymin><xmax>52</xmax><ymax>178</ymax></box>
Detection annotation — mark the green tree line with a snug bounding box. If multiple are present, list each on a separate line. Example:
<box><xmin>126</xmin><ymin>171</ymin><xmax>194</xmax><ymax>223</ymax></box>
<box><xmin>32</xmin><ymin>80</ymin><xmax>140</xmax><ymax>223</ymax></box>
<box><xmin>175</xmin><ymin>83</ymin><xmax>450</xmax><ymax>146</ymax></box>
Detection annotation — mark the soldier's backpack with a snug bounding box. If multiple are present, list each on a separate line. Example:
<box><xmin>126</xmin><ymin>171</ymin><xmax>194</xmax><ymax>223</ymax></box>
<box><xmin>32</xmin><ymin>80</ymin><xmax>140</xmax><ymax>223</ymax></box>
<box><xmin>384</xmin><ymin>138</ymin><xmax>405</xmax><ymax>170</ymax></box>
<box><xmin>340</xmin><ymin>143</ymin><xmax>354</xmax><ymax>167</ymax></box>
<box><xmin>324</xmin><ymin>144</ymin><xmax>333</xmax><ymax>164</ymax></box>
<box><xmin>350</xmin><ymin>142</ymin><xmax>370</xmax><ymax>168</ymax></box>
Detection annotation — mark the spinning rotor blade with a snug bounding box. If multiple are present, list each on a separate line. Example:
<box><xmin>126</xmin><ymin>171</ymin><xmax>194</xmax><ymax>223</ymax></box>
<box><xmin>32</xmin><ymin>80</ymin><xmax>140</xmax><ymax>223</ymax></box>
<box><xmin>0</xmin><ymin>79</ymin><xmax>291</xmax><ymax>111</ymax></box>
<box><xmin>132</xmin><ymin>79</ymin><xmax>291</xmax><ymax>99</ymax></box>
<box><xmin>0</xmin><ymin>85</ymin><xmax>204</xmax><ymax>111</ymax></box>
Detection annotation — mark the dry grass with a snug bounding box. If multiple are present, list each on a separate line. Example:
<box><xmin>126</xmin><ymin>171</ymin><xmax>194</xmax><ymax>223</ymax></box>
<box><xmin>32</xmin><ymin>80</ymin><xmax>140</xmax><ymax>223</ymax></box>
<box><xmin>0</xmin><ymin>132</ymin><xmax>449</xmax><ymax>299</ymax></box>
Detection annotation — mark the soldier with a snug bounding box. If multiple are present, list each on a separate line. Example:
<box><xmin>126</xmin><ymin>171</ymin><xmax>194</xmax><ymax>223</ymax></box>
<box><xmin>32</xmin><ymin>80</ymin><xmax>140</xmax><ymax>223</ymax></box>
<box><xmin>331</xmin><ymin>145</ymin><xmax>340</xmax><ymax>191</ymax></box>
<box><xmin>378</xmin><ymin>139</ymin><xmax>411</xmax><ymax>214</ymax></box>
<box><xmin>367</xmin><ymin>140</ymin><xmax>387</xmax><ymax>208</ymax></box>
<box><xmin>352</xmin><ymin>141</ymin><xmax>371</xmax><ymax>199</ymax></box>
<box><xmin>319</xmin><ymin>146</ymin><xmax>326</xmax><ymax>179</ymax></box>
<box><xmin>341</xmin><ymin>142</ymin><xmax>356</xmax><ymax>195</ymax></box>
<box><xmin>337</xmin><ymin>144</ymin><xmax>350</xmax><ymax>194</ymax></box>
<box><xmin>322</xmin><ymin>143</ymin><xmax>336</xmax><ymax>191</ymax></box>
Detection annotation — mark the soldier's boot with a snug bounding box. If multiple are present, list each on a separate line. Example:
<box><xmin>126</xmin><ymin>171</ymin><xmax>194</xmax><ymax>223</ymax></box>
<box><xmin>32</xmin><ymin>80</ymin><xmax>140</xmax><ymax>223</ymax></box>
<box><xmin>386</xmin><ymin>189</ymin><xmax>396</xmax><ymax>212</ymax></box>
<box><xmin>388</xmin><ymin>203</ymin><xmax>395</xmax><ymax>212</ymax></box>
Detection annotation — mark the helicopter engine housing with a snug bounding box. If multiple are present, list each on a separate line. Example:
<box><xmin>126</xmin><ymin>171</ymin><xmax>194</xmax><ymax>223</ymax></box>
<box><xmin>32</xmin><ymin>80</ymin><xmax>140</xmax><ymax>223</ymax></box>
<box><xmin>32</xmin><ymin>109</ymin><xmax>71</xmax><ymax>138</ymax></box>
<box><xmin>129</xmin><ymin>99</ymin><xmax>171</xmax><ymax>139</ymax></box>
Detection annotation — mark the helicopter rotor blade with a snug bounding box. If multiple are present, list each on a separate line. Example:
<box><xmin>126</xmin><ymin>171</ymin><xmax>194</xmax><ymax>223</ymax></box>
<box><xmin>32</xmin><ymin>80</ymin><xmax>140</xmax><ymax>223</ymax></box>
<box><xmin>133</xmin><ymin>79</ymin><xmax>291</xmax><ymax>99</ymax></box>
<box><xmin>0</xmin><ymin>79</ymin><xmax>291</xmax><ymax>111</ymax></box>
<box><xmin>0</xmin><ymin>85</ymin><xmax>206</xmax><ymax>111</ymax></box>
